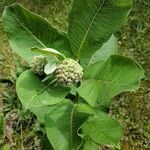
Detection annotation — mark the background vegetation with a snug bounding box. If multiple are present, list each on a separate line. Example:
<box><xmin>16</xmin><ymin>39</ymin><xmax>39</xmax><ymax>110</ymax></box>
<box><xmin>0</xmin><ymin>0</ymin><xmax>150</xmax><ymax>149</ymax></box>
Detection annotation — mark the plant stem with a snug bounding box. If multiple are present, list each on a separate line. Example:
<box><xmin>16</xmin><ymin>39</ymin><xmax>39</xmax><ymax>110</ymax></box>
<box><xmin>74</xmin><ymin>93</ymin><xmax>79</xmax><ymax>104</ymax></box>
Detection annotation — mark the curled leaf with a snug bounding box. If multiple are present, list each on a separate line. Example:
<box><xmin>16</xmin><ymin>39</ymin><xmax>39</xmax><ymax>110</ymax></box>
<box><xmin>31</xmin><ymin>47</ymin><xmax>66</xmax><ymax>60</ymax></box>
<box><xmin>44</xmin><ymin>61</ymin><xmax>58</xmax><ymax>75</ymax></box>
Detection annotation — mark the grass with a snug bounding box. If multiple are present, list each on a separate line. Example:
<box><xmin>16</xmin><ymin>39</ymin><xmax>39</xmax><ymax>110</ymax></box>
<box><xmin>0</xmin><ymin>0</ymin><xmax>150</xmax><ymax>149</ymax></box>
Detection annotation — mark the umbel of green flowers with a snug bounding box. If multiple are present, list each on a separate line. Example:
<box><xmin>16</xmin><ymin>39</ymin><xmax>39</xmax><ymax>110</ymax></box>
<box><xmin>54</xmin><ymin>58</ymin><xmax>83</xmax><ymax>86</ymax></box>
<box><xmin>30</xmin><ymin>55</ymin><xmax>83</xmax><ymax>86</ymax></box>
<box><xmin>30</xmin><ymin>55</ymin><xmax>48</xmax><ymax>75</ymax></box>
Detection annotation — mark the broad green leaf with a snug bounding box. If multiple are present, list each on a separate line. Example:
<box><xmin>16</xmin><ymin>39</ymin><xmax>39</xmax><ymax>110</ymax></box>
<box><xmin>68</xmin><ymin>0</ymin><xmax>132</xmax><ymax>67</ymax></box>
<box><xmin>45</xmin><ymin>102</ymin><xmax>95</xmax><ymax>150</ymax></box>
<box><xmin>89</xmin><ymin>35</ymin><xmax>118</xmax><ymax>65</ymax></box>
<box><xmin>77</xmin><ymin>55</ymin><xmax>144</xmax><ymax>107</ymax></box>
<box><xmin>2</xmin><ymin>4</ymin><xmax>72</xmax><ymax>63</ymax></box>
<box><xmin>16</xmin><ymin>70</ymin><xmax>70</xmax><ymax>122</ymax></box>
<box><xmin>31</xmin><ymin>47</ymin><xmax>66</xmax><ymax>60</ymax></box>
<box><xmin>79</xmin><ymin>111</ymin><xmax>122</xmax><ymax>145</ymax></box>
<box><xmin>81</xmin><ymin>136</ymin><xmax>100</xmax><ymax>150</ymax></box>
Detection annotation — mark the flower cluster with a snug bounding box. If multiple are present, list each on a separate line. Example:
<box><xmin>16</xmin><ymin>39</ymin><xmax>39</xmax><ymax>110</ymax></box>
<box><xmin>54</xmin><ymin>58</ymin><xmax>83</xmax><ymax>86</ymax></box>
<box><xmin>30</xmin><ymin>55</ymin><xmax>47</xmax><ymax>75</ymax></box>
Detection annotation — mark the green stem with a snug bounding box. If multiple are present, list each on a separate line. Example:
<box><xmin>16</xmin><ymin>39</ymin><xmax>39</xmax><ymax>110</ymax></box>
<box><xmin>74</xmin><ymin>93</ymin><xmax>79</xmax><ymax>104</ymax></box>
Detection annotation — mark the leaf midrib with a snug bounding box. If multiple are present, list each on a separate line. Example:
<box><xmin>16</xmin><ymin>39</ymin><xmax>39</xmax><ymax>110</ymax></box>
<box><xmin>77</xmin><ymin>0</ymin><xmax>106</xmax><ymax>59</ymax></box>
<box><xmin>86</xmin><ymin>78</ymin><xmax>137</xmax><ymax>87</ymax></box>
<box><xmin>8</xmin><ymin>10</ymin><xmax>46</xmax><ymax>48</ymax></box>
<box><xmin>70</xmin><ymin>104</ymin><xmax>76</xmax><ymax>149</ymax></box>
<box><xmin>26</xmin><ymin>82</ymin><xmax>51</xmax><ymax>108</ymax></box>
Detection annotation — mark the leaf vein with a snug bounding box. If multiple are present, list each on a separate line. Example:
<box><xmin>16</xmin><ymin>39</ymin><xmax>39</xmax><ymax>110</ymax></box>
<box><xmin>77</xmin><ymin>0</ymin><xmax>106</xmax><ymax>58</ymax></box>
<box><xmin>9</xmin><ymin>11</ymin><xmax>46</xmax><ymax>48</ymax></box>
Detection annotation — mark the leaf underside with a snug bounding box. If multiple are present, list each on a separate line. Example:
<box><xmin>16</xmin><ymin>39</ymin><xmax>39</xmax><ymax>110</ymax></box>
<box><xmin>89</xmin><ymin>34</ymin><xmax>118</xmax><ymax>66</ymax></box>
<box><xmin>4</xmin><ymin>1</ymin><xmax>143</xmax><ymax>150</ymax></box>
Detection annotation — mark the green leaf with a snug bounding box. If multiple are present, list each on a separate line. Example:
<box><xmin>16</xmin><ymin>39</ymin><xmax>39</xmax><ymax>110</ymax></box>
<box><xmin>31</xmin><ymin>47</ymin><xmax>66</xmax><ymax>60</ymax></box>
<box><xmin>16</xmin><ymin>70</ymin><xmax>70</xmax><ymax>122</ymax></box>
<box><xmin>81</xmin><ymin>136</ymin><xmax>100</xmax><ymax>150</ymax></box>
<box><xmin>89</xmin><ymin>35</ymin><xmax>118</xmax><ymax>65</ymax></box>
<box><xmin>77</xmin><ymin>55</ymin><xmax>144</xmax><ymax>107</ymax></box>
<box><xmin>79</xmin><ymin>111</ymin><xmax>122</xmax><ymax>145</ymax></box>
<box><xmin>45</xmin><ymin>102</ymin><xmax>95</xmax><ymax>150</ymax></box>
<box><xmin>44</xmin><ymin>61</ymin><xmax>58</xmax><ymax>75</ymax></box>
<box><xmin>68</xmin><ymin>0</ymin><xmax>132</xmax><ymax>67</ymax></box>
<box><xmin>2</xmin><ymin>4</ymin><xmax>72</xmax><ymax>63</ymax></box>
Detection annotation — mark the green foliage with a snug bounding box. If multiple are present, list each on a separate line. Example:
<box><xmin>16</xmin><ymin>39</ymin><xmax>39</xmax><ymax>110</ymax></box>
<box><xmin>2</xmin><ymin>1</ymin><xmax>145</xmax><ymax>150</ymax></box>
<box><xmin>77</xmin><ymin>55</ymin><xmax>144</xmax><ymax>108</ymax></box>
<box><xmin>89</xmin><ymin>35</ymin><xmax>118</xmax><ymax>65</ymax></box>
<box><xmin>44</xmin><ymin>60</ymin><xmax>58</xmax><ymax>75</ymax></box>
<box><xmin>68</xmin><ymin>0</ymin><xmax>133</xmax><ymax>67</ymax></box>
<box><xmin>79</xmin><ymin>111</ymin><xmax>122</xmax><ymax>145</ymax></box>
<box><xmin>16</xmin><ymin>70</ymin><xmax>70</xmax><ymax>122</ymax></box>
<box><xmin>45</xmin><ymin>102</ymin><xmax>122</xmax><ymax>150</ymax></box>
<box><xmin>2</xmin><ymin>4</ymin><xmax>72</xmax><ymax>63</ymax></box>
<box><xmin>31</xmin><ymin>47</ymin><xmax>66</xmax><ymax>60</ymax></box>
<box><xmin>45</xmin><ymin>101</ymin><xmax>83</xmax><ymax>150</ymax></box>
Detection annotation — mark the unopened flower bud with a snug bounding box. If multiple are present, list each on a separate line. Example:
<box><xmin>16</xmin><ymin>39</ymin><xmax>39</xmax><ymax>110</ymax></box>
<box><xmin>54</xmin><ymin>58</ymin><xmax>83</xmax><ymax>86</ymax></box>
<box><xmin>30</xmin><ymin>55</ymin><xmax>47</xmax><ymax>75</ymax></box>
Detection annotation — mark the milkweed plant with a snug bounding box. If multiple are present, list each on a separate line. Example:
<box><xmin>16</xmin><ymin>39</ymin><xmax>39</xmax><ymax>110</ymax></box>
<box><xmin>2</xmin><ymin>0</ymin><xmax>144</xmax><ymax>149</ymax></box>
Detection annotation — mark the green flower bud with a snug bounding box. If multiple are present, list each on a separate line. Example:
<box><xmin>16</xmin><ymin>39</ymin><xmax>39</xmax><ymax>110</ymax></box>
<box><xmin>30</xmin><ymin>55</ymin><xmax>48</xmax><ymax>75</ymax></box>
<box><xmin>55</xmin><ymin>58</ymin><xmax>83</xmax><ymax>86</ymax></box>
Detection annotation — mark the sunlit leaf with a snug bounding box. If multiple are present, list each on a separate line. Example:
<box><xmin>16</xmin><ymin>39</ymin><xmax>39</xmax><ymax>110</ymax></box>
<box><xmin>79</xmin><ymin>111</ymin><xmax>122</xmax><ymax>145</ymax></box>
<box><xmin>89</xmin><ymin>35</ymin><xmax>118</xmax><ymax>66</ymax></box>
<box><xmin>45</xmin><ymin>102</ymin><xmax>95</xmax><ymax>150</ymax></box>
<box><xmin>68</xmin><ymin>0</ymin><xmax>132</xmax><ymax>67</ymax></box>
<box><xmin>44</xmin><ymin>62</ymin><xmax>57</xmax><ymax>75</ymax></box>
<box><xmin>16</xmin><ymin>70</ymin><xmax>70</xmax><ymax>122</ymax></box>
<box><xmin>77</xmin><ymin>55</ymin><xmax>144</xmax><ymax>107</ymax></box>
<box><xmin>80</xmin><ymin>136</ymin><xmax>100</xmax><ymax>150</ymax></box>
<box><xmin>31</xmin><ymin>47</ymin><xmax>66</xmax><ymax>60</ymax></box>
<box><xmin>3</xmin><ymin>4</ymin><xmax>72</xmax><ymax>63</ymax></box>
